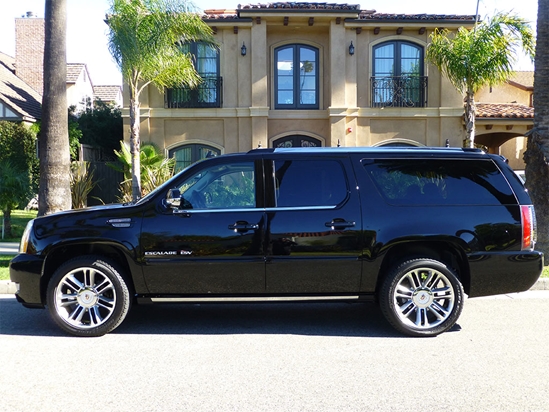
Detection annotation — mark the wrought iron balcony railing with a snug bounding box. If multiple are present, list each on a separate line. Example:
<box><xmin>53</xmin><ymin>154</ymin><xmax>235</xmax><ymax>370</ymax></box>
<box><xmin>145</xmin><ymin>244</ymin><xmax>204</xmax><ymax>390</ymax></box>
<box><xmin>371</xmin><ymin>76</ymin><xmax>428</xmax><ymax>108</ymax></box>
<box><xmin>165</xmin><ymin>76</ymin><xmax>223</xmax><ymax>108</ymax></box>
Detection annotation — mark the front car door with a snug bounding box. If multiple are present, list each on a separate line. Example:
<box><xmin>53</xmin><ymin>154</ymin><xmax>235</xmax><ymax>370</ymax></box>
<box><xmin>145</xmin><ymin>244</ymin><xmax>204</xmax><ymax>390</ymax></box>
<box><xmin>264</xmin><ymin>154</ymin><xmax>363</xmax><ymax>294</ymax></box>
<box><xmin>141</xmin><ymin>158</ymin><xmax>266</xmax><ymax>295</ymax></box>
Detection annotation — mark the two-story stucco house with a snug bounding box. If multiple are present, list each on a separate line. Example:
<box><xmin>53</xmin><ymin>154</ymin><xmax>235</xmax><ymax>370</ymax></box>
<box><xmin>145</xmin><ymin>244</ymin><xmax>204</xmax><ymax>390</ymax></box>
<box><xmin>122</xmin><ymin>3</ymin><xmax>531</xmax><ymax>170</ymax></box>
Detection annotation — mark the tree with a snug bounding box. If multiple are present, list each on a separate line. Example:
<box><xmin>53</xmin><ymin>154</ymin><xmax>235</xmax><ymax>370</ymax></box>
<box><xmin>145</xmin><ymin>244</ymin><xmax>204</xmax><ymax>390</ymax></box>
<box><xmin>39</xmin><ymin>0</ymin><xmax>71</xmax><ymax>215</ymax></box>
<box><xmin>524</xmin><ymin>0</ymin><xmax>549</xmax><ymax>257</ymax></box>
<box><xmin>77</xmin><ymin>99</ymin><xmax>123</xmax><ymax>160</ymax></box>
<box><xmin>0</xmin><ymin>162</ymin><xmax>32</xmax><ymax>239</ymax></box>
<box><xmin>107</xmin><ymin>0</ymin><xmax>215</xmax><ymax>202</ymax></box>
<box><xmin>0</xmin><ymin>121</ymin><xmax>39</xmax><ymax>193</ymax></box>
<box><xmin>426</xmin><ymin>12</ymin><xmax>535</xmax><ymax>147</ymax></box>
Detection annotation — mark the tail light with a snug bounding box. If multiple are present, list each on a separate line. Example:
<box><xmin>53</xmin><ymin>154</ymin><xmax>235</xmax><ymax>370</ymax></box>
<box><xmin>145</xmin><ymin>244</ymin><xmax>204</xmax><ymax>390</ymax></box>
<box><xmin>521</xmin><ymin>205</ymin><xmax>537</xmax><ymax>250</ymax></box>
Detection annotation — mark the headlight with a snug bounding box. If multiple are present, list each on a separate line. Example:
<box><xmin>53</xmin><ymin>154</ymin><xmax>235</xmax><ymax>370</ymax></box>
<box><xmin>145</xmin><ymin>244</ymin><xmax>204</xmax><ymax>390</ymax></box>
<box><xmin>19</xmin><ymin>219</ymin><xmax>34</xmax><ymax>254</ymax></box>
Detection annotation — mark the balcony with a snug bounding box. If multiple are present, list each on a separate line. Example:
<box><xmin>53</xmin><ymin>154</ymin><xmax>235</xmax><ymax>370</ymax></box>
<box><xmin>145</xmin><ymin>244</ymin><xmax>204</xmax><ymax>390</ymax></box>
<box><xmin>165</xmin><ymin>76</ymin><xmax>223</xmax><ymax>108</ymax></box>
<box><xmin>371</xmin><ymin>76</ymin><xmax>428</xmax><ymax>108</ymax></box>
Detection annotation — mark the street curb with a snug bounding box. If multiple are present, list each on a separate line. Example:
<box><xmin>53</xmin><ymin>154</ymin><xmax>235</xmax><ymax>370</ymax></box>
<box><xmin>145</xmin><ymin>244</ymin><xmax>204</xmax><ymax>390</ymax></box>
<box><xmin>0</xmin><ymin>279</ymin><xmax>548</xmax><ymax>296</ymax></box>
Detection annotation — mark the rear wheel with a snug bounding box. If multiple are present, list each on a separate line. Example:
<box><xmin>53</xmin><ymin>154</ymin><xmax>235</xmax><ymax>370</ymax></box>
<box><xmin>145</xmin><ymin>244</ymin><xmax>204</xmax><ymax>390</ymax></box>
<box><xmin>46</xmin><ymin>256</ymin><xmax>131</xmax><ymax>337</ymax></box>
<box><xmin>379</xmin><ymin>258</ymin><xmax>464</xmax><ymax>337</ymax></box>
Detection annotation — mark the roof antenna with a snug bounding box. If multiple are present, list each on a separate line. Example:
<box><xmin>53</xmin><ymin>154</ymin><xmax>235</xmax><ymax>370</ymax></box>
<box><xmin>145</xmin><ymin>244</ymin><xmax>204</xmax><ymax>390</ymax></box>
<box><xmin>445</xmin><ymin>139</ymin><xmax>450</xmax><ymax>147</ymax></box>
<box><xmin>337</xmin><ymin>139</ymin><xmax>341</xmax><ymax>147</ymax></box>
<box><xmin>257</xmin><ymin>142</ymin><xmax>262</xmax><ymax>148</ymax></box>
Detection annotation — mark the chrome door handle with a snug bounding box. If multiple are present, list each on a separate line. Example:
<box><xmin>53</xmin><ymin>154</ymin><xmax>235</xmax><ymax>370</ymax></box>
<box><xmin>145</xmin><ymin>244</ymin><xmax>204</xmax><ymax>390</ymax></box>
<box><xmin>325</xmin><ymin>219</ymin><xmax>355</xmax><ymax>230</ymax></box>
<box><xmin>228</xmin><ymin>221</ymin><xmax>259</xmax><ymax>232</ymax></box>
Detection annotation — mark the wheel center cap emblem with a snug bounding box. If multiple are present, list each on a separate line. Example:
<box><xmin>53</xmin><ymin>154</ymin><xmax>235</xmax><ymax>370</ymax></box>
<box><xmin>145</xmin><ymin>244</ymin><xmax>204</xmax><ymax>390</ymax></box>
<box><xmin>78</xmin><ymin>289</ymin><xmax>98</xmax><ymax>307</ymax></box>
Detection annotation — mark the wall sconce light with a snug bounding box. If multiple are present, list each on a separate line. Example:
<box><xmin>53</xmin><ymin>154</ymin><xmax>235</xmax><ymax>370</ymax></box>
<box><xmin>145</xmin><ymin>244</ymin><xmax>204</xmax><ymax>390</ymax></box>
<box><xmin>241</xmin><ymin>42</ymin><xmax>247</xmax><ymax>56</ymax></box>
<box><xmin>348</xmin><ymin>41</ymin><xmax>355</xmax><ymax>56</ymax></box>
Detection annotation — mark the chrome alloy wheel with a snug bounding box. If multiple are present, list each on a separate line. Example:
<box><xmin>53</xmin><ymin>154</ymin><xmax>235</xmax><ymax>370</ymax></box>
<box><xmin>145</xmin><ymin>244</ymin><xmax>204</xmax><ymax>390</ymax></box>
<box><xmin>54</xmin><ymin>266</ymin><xmax>117</xmax><ymax>329</ymax></box>
<box><xmin>393</xmin><ymin>267</ymin><xmax>456</xmax><ymax>330</ymax></box>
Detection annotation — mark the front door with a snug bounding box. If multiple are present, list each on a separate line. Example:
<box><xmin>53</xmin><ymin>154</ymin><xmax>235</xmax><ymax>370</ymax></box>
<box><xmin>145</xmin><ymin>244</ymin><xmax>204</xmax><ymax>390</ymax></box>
<box><xmin>141</xmin><ymin>159</ymin><xmax>266</xmax><ymax>294</ymax></box>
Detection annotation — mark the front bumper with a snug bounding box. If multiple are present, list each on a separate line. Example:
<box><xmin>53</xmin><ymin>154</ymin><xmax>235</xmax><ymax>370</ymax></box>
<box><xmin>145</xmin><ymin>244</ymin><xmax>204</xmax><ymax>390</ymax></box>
<box><xmin>468</xmin><ymin>250</ymin><xmax>544</xmax><ymax>297</ymax></box>
<box><xmin>9</xmin><ymin>254</ymin><xmax>45</xmax><ymax>306</ymax></box>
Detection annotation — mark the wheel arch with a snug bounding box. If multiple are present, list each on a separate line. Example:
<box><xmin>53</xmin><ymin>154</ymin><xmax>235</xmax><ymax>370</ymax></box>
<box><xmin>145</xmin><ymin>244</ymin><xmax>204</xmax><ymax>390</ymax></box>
<box><xmin>40</xmin><ymin>242</ymin><xmax>136</xmax><ymax>303</ymax></box>
<box><xmin>376</xmin><ymin>241</ymin><xmax>471</xmax><ymax>295</ymax></box>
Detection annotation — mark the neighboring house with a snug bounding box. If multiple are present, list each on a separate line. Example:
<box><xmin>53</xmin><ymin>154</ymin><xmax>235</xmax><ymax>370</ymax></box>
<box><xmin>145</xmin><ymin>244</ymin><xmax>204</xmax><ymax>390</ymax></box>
<box><xmin>0</xmin><ymin>51</ymin><xmax>41</xmax><ymax>124</ymax></box>
<box><xmin>93</xmin><ymin>85</ymin><xmax>123</xmax><ymax>107</ymax></box>
<box><xmin>67</xmin><ymin>63</ymin><xmax>94</xmax><ymax>112</ymax></box>
<box><xmin>122</xmin><ymin>3</ymin><xmax>533</xmax><ymax>170</ymax></box>
<box><xmin>0</xmin><ymin>13</ymin><xmax>122</xmax><ymax>121</ymax></box>
<box><xmin>476</xmin><ymin>72</ymin><xmax>534</xmax><ymax>169</ymax></box>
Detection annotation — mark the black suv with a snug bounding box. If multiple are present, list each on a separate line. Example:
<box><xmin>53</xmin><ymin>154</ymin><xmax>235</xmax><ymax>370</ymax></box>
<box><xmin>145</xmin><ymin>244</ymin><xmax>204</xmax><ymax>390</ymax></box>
<box><xmin>10</xmin><ymin>147</ymin><xmax>543</xmax><ymax>337</ymax></box>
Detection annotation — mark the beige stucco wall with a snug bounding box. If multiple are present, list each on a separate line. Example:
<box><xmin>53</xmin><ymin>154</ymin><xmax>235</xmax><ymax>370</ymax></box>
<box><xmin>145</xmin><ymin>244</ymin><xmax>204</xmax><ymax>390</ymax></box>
<box><xmin>477</xmin><ymin>82</ymin><xmax>532</xmax><ymax>106</ymax></box>
<box><xmin>120</xmin><ymin>12</ymin><xmax>522</xmax><ymax>165</ymax></box>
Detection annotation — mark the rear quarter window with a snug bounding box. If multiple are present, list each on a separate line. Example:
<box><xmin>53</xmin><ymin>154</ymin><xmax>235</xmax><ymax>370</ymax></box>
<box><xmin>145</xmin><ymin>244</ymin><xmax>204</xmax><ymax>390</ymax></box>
<box><xmin>363</xmin><ymin>158</ymin><xmax>516</xmax><ymax>206</ymax></box>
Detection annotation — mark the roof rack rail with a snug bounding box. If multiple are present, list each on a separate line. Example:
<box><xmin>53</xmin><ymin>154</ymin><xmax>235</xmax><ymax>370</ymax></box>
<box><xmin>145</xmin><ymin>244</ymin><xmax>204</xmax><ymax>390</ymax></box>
<box><xmin>247</xmin><ymin>148</ymin><xmax>275</xmax><ymax>154</ymax></box>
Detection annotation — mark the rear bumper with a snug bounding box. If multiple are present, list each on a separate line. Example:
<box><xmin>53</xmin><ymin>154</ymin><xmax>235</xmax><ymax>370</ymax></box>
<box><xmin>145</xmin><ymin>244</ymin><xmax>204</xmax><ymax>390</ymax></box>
<box><xmin>9</xmin><ymin>254</ymin><xmax>45</xmax><ymax>306</ymax></box>
<box><xmin>468</xmin><ymin>250</ymin><xmax>543</xmax><ymax>298</ymax></box>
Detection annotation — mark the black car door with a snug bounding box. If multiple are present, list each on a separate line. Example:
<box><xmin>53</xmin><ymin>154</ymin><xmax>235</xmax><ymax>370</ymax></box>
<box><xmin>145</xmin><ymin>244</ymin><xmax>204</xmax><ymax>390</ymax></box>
<box><xmin>264</xmin><ymin>154</ymin><xmax>363</xmax><ymax>294</ymax></box>
<box><xmin>141</xmin><ymin>158</ymin><xmax>266</xmax><ymax>294</ymax></box>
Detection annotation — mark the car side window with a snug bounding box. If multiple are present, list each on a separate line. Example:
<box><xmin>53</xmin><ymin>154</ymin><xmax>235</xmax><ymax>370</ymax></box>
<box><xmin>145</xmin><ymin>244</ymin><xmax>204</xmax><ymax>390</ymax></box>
<box><xmin>363</xmin><ymin>158</ymin><xmax>516</xmax><ymax>205</ymax></box>
<box><xmin>274</xmin><ymin>159</ymin><xmax>347</xmax><ymax>207</ymax></box>
<box><xmin>177</xmin><ymin>162</ymin><xmax>256</xmax><ymax>209</ymax></box>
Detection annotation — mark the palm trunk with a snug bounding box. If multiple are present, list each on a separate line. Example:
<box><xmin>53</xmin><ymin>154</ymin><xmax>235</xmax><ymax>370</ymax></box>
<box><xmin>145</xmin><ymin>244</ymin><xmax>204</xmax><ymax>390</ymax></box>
<box><xmin>524</xmin><ymin>0</ymin><xmax>549</xmax><ymax>257</ymax></box>
<box><xmin>39</xmin><ymin>0</ymin><xmax>71</xmax><ymax>216</ymax></box>
<box><xmin>2</xmin><ymin>209</ymin><xmax>12</xmax><ymax>239</ymax></box>
<box><xmin>129</xmin><ymin>89</ymin><xmax>141</xmax><ymax>202</ymax></box>
<box><xmin>464</xmin><ymin>90</ymin><xmax>476</xmax><ymax>148</ymax></box>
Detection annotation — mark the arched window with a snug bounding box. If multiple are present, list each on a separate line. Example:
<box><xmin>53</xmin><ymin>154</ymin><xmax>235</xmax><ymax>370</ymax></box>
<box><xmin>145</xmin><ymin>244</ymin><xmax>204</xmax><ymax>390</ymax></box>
<box><xmin>371</xmin><ymin>41</ymin><xmax>426</xmax><ymax>108</ymax></box>
<box><xmin>166</xmin><ymin>42</ymin><xmax>221</xmax><ymax>108</ymax></box>
<box><xmin>274</xmin><ymin>44</ymin><xmax>319</xmax><ymax>109</ymax></box>
<box><xmin>169</xmin><ymin>143</ymin><xmax>221</xmax><ymax>172</ymax></box>
<box><xmin>272</xmin><ymin>135</ymin><xmax>322</xmax><ymax>148</ymax></box>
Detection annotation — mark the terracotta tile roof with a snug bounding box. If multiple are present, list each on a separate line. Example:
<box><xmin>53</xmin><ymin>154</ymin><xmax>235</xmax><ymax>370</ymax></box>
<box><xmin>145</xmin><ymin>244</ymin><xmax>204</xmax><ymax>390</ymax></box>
<box><xmin>239</xmin><ymin>2</ymin><xmax>361</xmax><ymax>10</ymax></box>
<box><xmin>359</xmin><ymin>12</ymin><xmax>477</xmax><ymax>21</ymax></box>
<box><xmin>93</xmin><ymin>85</ymin><xmax>121</xmax><ymax>102</ymax></box>
<box><xmin>0</xmin><ymin>52</ymin><xmax>42</xmax><ymax>121</ymax></box>
<box><xmin>476</xmin><ymin>103</ymin><xmax>533</xmax><ymax>119</ymax></box>
<box><xmin>67</xmin><ymin>63</ymin><xmax>87</xmax><ymax>83</ymax></box>
<box><xmin>205</xmin><ymin>3</ymin><xmax>477</xmax><ymax>22</ymax></box>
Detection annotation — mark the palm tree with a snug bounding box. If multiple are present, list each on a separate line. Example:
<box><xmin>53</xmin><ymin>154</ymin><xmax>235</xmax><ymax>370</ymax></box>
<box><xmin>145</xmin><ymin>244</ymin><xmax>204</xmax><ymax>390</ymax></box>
<box><xmin>107</xmin><ymin>0</ymin><xmax>215</xmax><ymax>202</ymax></box>
<box><xmin>426</xmin><ymin>12</ymin><xmax>535</xmax><ymax>148</ymax></box>
<box><xmin>109</xmin><ymin>142</ymin><xmax>176</xmax><ymax>203</ymax></box>
<box><xmin>524</xmin><ymin>0</ymin><xmax>549</xmax><ymax>257</ymax></box>
<box><xmin>0</xmin><ymin>163</ymin><xmax>32</xmax><ymax>239</ymax></box>
<box><xmin>39</xmin><ymin>0</ymin><xmax>72</xmax><ymax>215</ymax></box>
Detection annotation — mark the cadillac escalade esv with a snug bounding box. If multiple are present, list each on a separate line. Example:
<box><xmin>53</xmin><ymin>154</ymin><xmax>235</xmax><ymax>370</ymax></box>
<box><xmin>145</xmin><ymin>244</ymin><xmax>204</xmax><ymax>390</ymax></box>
<box><xmin>10</xmin><ymin>147</ymin><xmax>543</xmax><ymax>337</ymax></box>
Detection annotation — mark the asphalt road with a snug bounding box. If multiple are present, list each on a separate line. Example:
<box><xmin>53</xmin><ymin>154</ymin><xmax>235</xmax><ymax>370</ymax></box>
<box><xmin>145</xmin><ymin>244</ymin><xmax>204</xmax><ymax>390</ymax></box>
<box><xmin>1</xmin><ymin>292</ymin><xmax>548</xmax><ymax>412</ymax></box>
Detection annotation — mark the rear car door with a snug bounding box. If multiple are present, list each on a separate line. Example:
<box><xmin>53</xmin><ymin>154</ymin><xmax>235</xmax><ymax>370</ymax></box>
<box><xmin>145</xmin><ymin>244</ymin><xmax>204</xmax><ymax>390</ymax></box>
<box><xmin>264</xmin><ymin>154</ymin><xmax>363</xmax><ymax>293</ymax></box>
<box><xmin>141</xmin><ymin>158</ymin><xmax>266</xmax><ymax>294</ymax></box>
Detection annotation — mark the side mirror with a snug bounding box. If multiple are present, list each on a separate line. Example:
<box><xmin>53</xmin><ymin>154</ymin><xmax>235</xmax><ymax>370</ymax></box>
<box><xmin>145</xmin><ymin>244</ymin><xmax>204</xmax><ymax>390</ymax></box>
<box><xmin>165</xmin><ymin>188</ymin><xmax>181</xmax><ymax>208</ymax></box>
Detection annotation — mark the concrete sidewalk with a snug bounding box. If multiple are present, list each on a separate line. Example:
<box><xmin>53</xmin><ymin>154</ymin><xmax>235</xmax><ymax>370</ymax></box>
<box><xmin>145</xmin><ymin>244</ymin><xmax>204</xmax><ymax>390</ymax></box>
<box><xmin>0</xmin><ymin>242</ymin><xmax>19</xmax><ymax>255</ymax></box>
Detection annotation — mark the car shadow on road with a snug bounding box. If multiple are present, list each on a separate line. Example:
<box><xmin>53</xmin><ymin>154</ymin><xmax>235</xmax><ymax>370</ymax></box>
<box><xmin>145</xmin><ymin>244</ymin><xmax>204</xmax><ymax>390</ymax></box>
<box><xmin>0</xmin><ymin>297</ymin><xmax>461</xmax><ymax>338</ymax></box>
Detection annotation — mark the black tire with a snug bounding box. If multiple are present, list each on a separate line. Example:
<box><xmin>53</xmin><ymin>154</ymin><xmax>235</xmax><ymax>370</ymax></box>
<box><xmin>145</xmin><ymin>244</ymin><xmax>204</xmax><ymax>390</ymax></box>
<box><xmin>46</xmin><ymin>256</ymin><xmax>131</xmax><ymax>337</ymax></box>
<box><xmin>379</xmin><ymin>258</ymin><xmax>464</xmax><ymax>337</ymax></box>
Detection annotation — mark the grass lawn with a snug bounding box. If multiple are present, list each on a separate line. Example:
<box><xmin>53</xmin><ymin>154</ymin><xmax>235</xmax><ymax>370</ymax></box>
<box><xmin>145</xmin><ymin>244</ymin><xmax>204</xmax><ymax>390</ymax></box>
<box><xmin>0</xmin><ymin>210</ymin><xmax>37</xmax><ymax>242</ymax></box>
<box><xmin>0</xmin><ymin>255</ymin><xmax>15</xmax><ymax>281</ymax></box>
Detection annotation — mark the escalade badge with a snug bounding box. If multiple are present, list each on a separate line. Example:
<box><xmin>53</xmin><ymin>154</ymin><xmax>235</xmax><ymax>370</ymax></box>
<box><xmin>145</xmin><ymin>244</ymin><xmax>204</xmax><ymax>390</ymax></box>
<box><xmin>145</xmin><ymin>251</ymin><xmax>177</xmax><ymax>256</ymax></box>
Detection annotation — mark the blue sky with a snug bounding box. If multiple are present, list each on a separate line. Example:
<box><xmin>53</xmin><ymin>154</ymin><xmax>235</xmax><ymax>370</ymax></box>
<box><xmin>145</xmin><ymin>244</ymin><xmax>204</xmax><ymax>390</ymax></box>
<box><xmin>0</xmin><ymin>0</ymin><xmax>538</xmax><ymax>86</ymax></box>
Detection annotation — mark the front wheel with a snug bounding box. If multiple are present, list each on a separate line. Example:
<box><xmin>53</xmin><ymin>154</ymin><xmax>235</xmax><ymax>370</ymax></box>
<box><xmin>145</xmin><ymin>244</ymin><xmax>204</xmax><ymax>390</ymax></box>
<box><xmin>46</xmin><ymin>256</ymin><xmax>131</xmax><ymax>337</ymax></box>
<box><xmin>379</xmin><ymin>258</ymin><xmax>464</xmax><ymax>337</ymax></box>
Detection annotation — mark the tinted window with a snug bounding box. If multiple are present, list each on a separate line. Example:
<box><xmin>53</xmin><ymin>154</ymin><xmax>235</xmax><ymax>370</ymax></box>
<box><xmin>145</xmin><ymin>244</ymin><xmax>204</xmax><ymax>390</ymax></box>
<box><xmin>363</xmin><ymin>159</ymin><xmax>516</xmax><ymax>205</ymax></box>
<box><xmin>275</xmin><ymin>160</ymin><xmax>347</xmax><ymax>207</ymax></box>
<box><xmin>178</xmin><ymin>162</ymin><xmax>256</xmax><ymax>209</ymax></box>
